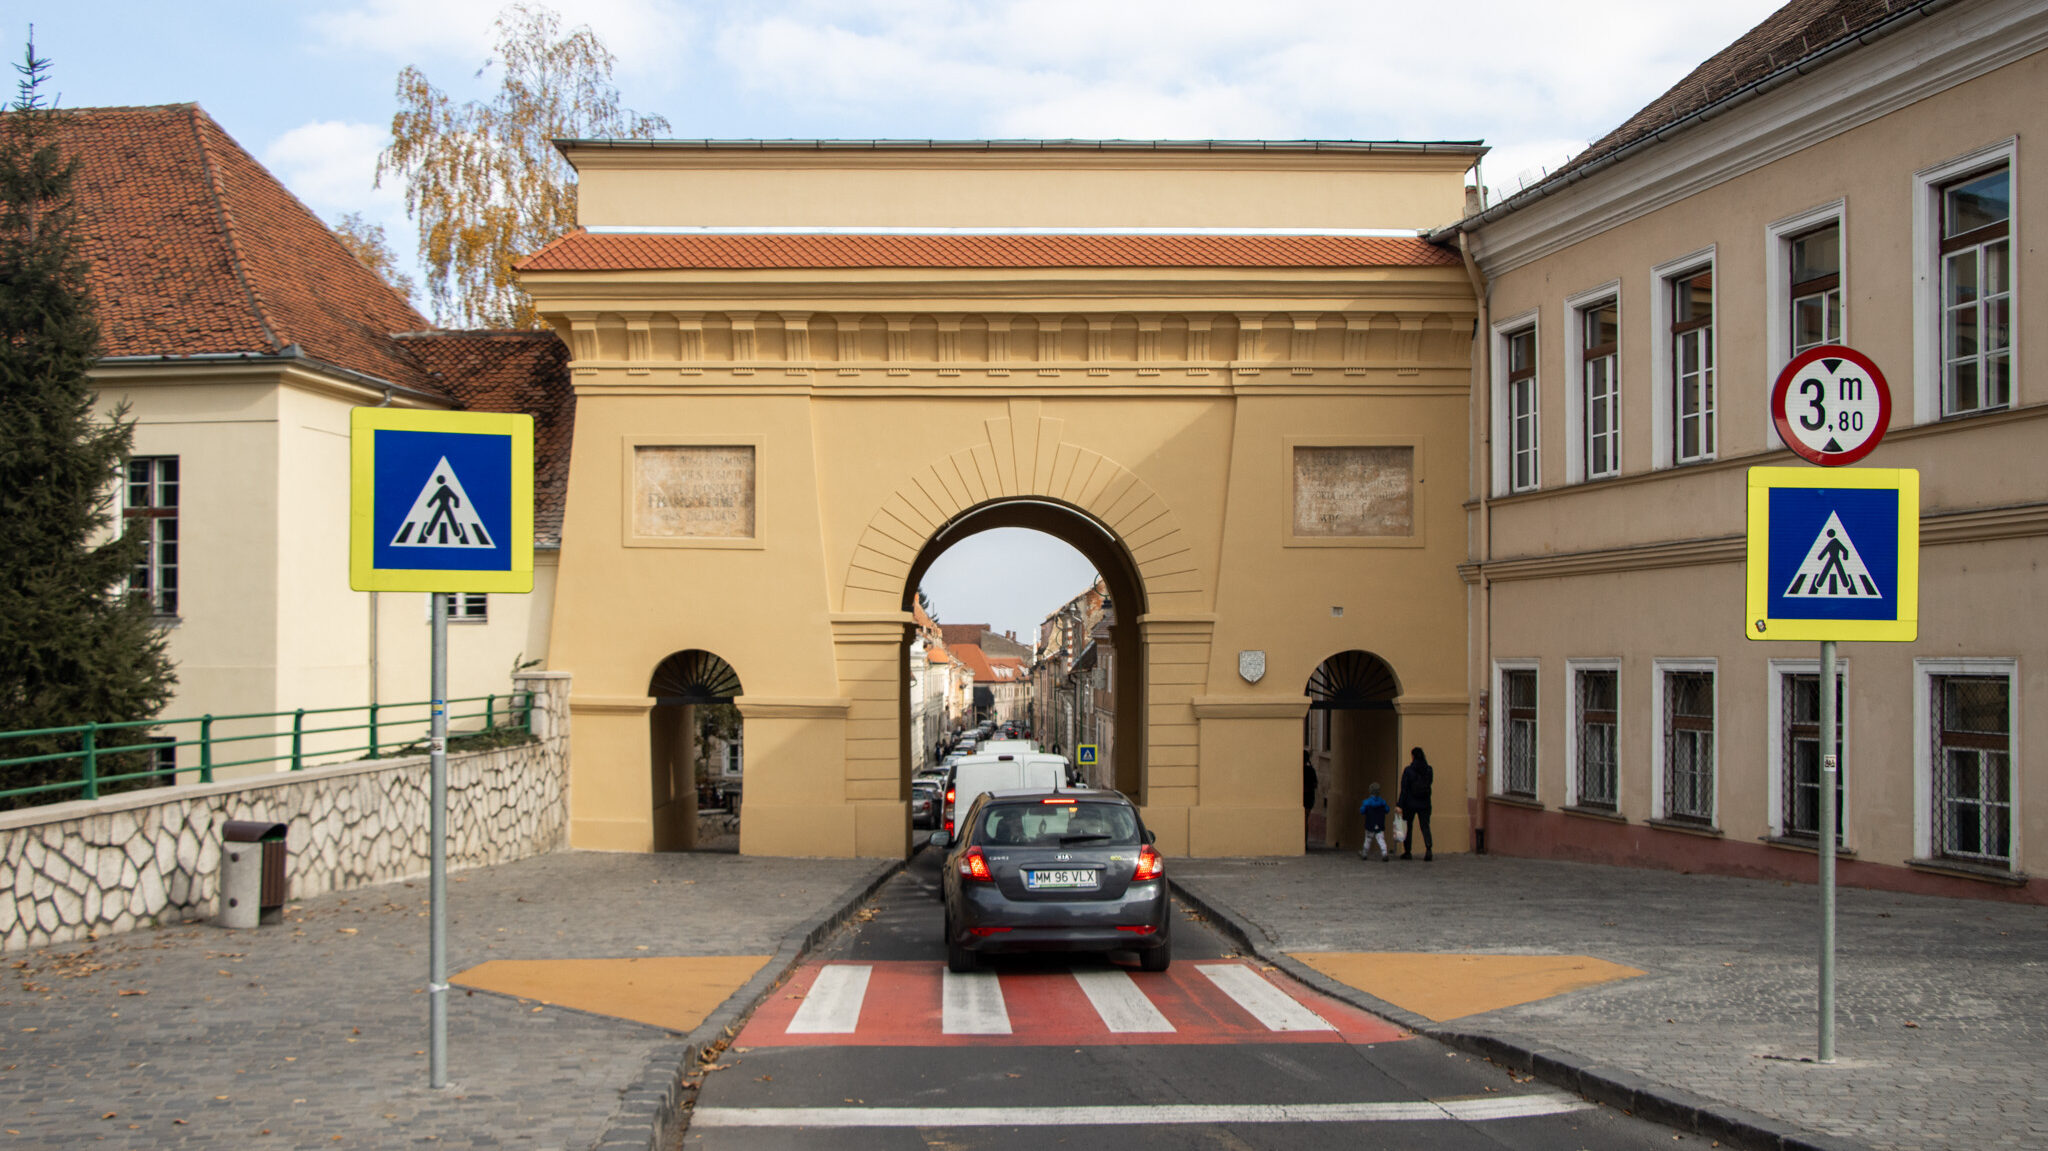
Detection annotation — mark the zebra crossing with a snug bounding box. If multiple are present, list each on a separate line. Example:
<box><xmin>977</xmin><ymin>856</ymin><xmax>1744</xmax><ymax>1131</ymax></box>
<box><xmin>738</xmin><ymin>959</ymin><xmax>1408</xmax><ymax>1047</ymax></box>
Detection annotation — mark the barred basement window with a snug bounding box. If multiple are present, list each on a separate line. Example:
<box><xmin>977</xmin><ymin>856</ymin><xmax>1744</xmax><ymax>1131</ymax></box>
<box><xmin>125</xmin><ymin>456</ymin><xmax>180</xmax><ymax>616</ymax></box>
<box><xmin>1932</xmin><ymin>675</ymin><xmax>2011</xmax><ymax>865</ymax></box>
<box><xmin>1502</xmin><ymin>669</ymin><xmax>1537</xmax><ymax>797</ymax></box>
<box><xmin>1662</xmin><ymin>670</ymin><xmax>1715</xmax><ymax>823</ymax></box>
<box><xmin>1574</xmin><ymin>668</ymin><xmax>1618</xmax><ymax>809</ymax></box>
<box><xmin>1781</xmin><ymin>672</ymin><xmax>1844</xmax><ymax>842</ymax></box>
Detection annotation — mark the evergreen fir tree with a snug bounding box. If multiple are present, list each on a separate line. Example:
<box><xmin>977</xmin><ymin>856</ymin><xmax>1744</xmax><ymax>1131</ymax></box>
<box><xmin>0</xmin><ymin>39</ymin><xmax>175</xmax><ymax>803</ymax></box>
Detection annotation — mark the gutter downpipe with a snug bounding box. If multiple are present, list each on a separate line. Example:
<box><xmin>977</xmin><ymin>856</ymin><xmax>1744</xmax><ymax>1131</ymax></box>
<box><xmin>1458</xmin><ymin>231</ymin><xmax>1492</xmax><ymax>855</ymax></box>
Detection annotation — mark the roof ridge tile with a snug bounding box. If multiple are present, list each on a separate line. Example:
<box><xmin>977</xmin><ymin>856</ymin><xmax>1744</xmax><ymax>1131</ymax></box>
<box><xmin>187</xmin><ymin>105</ymin><xmax>283</xmax><ymax>354</ymax></box>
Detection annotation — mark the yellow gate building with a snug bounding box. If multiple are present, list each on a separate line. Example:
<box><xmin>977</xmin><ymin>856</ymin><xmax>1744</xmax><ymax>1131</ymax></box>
<box><xmin>520</xmin><ymin>140</ymin><xmax>1482</xmax><ymax>858</ymax></box>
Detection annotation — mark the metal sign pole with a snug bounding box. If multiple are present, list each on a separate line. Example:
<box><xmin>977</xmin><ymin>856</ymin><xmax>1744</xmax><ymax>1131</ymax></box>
<box><xmin>429</xmin><ymin>593</ymin><xmax>450</xmax><ymax>1087</ymax></box>
<box><xmin>1818</xmin><ymin>637</ymin><xmax>1837</xmax><ymax>1063</ymax></box>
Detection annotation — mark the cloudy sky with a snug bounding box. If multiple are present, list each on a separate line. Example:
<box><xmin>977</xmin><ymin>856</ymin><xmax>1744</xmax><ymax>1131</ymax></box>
<box><xmin>25</xmin><ymin>0</ymin><xmax>1783</xmax><ymax>642</ymax></box>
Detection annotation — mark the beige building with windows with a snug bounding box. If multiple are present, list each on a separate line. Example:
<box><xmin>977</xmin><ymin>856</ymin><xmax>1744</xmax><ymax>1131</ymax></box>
<box><xmin>522</xmin><ymin>140</ymin><xmax>1483</xmax><ymax>859</ymax></box>
<box><xmin>60</xmin><ymin>105</ymin><xmax>570</xmax><ymax>774</ymax></box>
<box><xmin>1446</xmin><ymin>0</ymin><xmax>2048</xmax><ymax>902</ymax></box>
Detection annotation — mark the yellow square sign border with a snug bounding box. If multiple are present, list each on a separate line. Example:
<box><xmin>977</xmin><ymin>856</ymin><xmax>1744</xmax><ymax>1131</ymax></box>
<box><xmin>1745</xmin><ymin>466</ymin><xmax>1918</xmax><ymax>643</ymax></box>
<box><xmin>350</xmin><ymin>407</ymin><xmax>535</xmax><ymax>594</ymax></box>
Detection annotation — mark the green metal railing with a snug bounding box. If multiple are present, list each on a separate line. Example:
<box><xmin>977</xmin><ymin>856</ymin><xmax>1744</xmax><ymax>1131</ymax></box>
<box><xmin>0</xmin><ymin>692</ymin><xmax>534</xmax><ymax>806</ymax></box>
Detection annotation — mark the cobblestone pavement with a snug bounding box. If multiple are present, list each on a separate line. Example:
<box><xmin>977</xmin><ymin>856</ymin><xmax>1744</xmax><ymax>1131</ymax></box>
<box><xmin>0</xmin><ymin>850</ymin><xmax>882</xmax><ymax>1149</ymax></box>
<box><xmin>1173</xmin><ymin>852</ymin><xmax>2048</xmax><ymax>1151</ymax></box>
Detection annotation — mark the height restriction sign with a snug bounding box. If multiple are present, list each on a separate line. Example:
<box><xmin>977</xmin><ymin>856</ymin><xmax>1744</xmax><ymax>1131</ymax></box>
<box><xmin>1745</xmin><ymin>467</ymin><xmax>1919</xmax><ymax>643</ymax></box>
<box><xmin>1770</xmin><ymin>344</ymin><xmax>1891</xmax><ymax>466</ymax></box>
<box><xmin>350</xmin><ymin>408</ymin><xmax>534</xmax><ymax>593</ymax></box>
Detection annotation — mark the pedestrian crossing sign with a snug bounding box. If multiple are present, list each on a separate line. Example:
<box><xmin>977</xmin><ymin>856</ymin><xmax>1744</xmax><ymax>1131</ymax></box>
<box><xmin>350</xmin><ymin>408</ymin><xmax>534</xmax><ymax>593</ymax></box>
<box><xmin>1077</xmin><ymin>744</ymin><xmax>1098</xmax><ymax>767</ymax></box>
<box><xmin>1746</xmin><ymin>467</ymin><xmax>1917</xmax><ymax>642</ymax></box>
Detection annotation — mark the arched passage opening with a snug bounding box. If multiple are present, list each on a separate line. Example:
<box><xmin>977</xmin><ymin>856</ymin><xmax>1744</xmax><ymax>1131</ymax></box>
<box><xmin>1303</xmin><ymin>650</ymin><xmax>1401</xmax><ymax>851</ymax></box>
<box><xmin>648</xmin><ymin>650</ymin><xmax>744</xmax><ymax>852</ymax></box>
<box><xmin>900</xmin><ymin>498</ymin><xmax>1150</xmax><ymax>802</ymax></box>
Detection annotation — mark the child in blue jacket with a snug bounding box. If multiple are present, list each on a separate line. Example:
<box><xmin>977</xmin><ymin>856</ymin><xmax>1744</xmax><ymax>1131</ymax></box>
<box><xmin>1358</xmin><ymin>782</ymin><xmax>1392</xmax><ymax>861</ymax></box>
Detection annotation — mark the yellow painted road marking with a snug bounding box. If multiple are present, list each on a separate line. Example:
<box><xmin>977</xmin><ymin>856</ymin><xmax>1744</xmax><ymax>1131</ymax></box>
<box><xmin>1288</xmin><ymin>952</ymin><xmax>1645</xmax><ymax>1022</ymax></box>
<box><xmin>452</xmin><ymin>955</ymin><xmax>772</xmax><ymax>1033</ymax></box>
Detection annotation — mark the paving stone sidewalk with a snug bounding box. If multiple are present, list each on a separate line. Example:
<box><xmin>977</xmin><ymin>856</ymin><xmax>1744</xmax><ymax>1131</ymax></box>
<box><xmin>0</xmin><ymin>850</ymin><xmax>885</xmax><ymax>1149</ymax></box>
<box><xmin>1173</xmin><ymin>852</ymin><xmax>2048</xmax><ymax>1151</ymax></box>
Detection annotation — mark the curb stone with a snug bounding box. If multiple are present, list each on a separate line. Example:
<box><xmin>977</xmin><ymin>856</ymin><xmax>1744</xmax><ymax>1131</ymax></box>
<box><xmin>1169</xmin><ymin>876</ymin><xmax>1876</xmax><ymax>1151</ymax></box>
<box><xmin>593</xmin><ymin>854</ymin><xmax>907</xmax><ymax>1151</ymax></box>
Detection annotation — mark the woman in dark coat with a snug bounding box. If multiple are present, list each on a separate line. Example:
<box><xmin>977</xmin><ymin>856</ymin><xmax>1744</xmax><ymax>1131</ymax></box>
<box><xmin>1395</xmin><ymin>747</ymin><xmax>1435</xmax><ymax>861</ymax></box>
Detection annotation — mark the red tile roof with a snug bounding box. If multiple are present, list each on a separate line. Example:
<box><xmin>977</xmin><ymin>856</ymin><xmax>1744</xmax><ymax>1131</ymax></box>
<box><xmin>398</xmin><ymin>331</ymin><xmax>575</xmax><ymax>547</ymax></box>
<box><xmin>50</xmin><ymin>104</ymin><xmax>442</xmax><ymax>394</ymax></box>
<box><xmin>519</xmin><ymin>231</ymin><xmax>1460</xmax><ymax>271</ymax></box>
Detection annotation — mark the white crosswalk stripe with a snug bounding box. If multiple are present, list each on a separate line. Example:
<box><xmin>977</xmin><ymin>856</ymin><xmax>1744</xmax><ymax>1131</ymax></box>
<box><xmin>1072</xmin><ymin>969</ymin><xmax>1176</xmax><ymax>1033</ymax></box>
<box><xmin>695</xmin><ymin>1093</ymin><xmax>1597</xmax><ymax>1128</ymax></box>
<box><xmin>1198</xmin><ymin>963</ymin><xmax>1335</xmax><ymax>1031</ymax></box>
<box><xmin>786</xmin><ymin>964</ymin><xmax>871</xmax><ymax>1034</ymax></box>
<box><xmin>941</xmin><ymin>970</ymin><xmax>1012</xmax><ymax>1034</ymax></box>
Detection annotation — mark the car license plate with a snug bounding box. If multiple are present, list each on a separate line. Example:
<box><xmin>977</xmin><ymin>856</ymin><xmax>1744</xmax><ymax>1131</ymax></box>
<box><xmin>1026</xmin><ymin>869</ymin><xmax>1098</xmax><ymax>890</ymax></box>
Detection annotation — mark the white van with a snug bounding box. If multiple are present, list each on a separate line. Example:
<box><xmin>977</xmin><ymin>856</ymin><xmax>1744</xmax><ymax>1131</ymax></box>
<box><xmin>976</xmin><ymin>738</ymin><xmax>1038</xmax><ymax>756</ymax></box>
<box><xmin>943</xmin><ymin>752</ymin><xmax>1066</xmax><ymax>832</ymax></box>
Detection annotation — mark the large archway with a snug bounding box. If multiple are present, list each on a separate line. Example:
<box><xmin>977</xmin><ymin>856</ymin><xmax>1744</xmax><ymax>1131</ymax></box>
<box><xmin>900</xmin><ymin>498</ymin><xmax>1150</xmax><ymax>802</ymax></box>
<box><xmin>1303</xmin><ymin>650</ymin><xmax>1401</xmax><ymax>852</ymax></box>
<box><xmin>647</xmin><ymin>650</ymin><xmax>744</xmax><ymax>852</ymax></box>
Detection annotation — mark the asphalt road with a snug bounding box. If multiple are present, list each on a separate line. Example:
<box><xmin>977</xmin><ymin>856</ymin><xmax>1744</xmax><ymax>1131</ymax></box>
<box><xmin>682</xmin><ymin>848</ymin><xmax>1692</xmax><ymax>1150</ymax></box>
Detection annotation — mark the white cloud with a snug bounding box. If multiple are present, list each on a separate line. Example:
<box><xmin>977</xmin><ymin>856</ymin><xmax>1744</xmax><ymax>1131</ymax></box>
<box><xmin>710</xmin><ymin>0</ymin><xmax>1782</xmax><ymax>152</ymax></box>
<box><xmin>311</xmin><ymin>0</ymin><xmax>695</xmax><ymax>80</ymax></box>
<box><xmin>261</xmin><ymin>120</ymin><xmax>402</xmax><ymax>219</ymax></box>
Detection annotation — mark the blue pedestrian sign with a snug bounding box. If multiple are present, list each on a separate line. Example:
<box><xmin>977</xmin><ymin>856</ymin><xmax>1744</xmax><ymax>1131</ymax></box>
<box><xmin>1077</xmin><ymin>744</ymin><xmax>1098</xmax><ymax>767</ymax></box>
<box><xmin>1745</xmin><ymin>467</ymin><xmax>1918</xmax><ymax>642</ymax></box>
<box><xmin>350</xmin><ymin>408</ymin><xmax>534</xmax><ymax>593</ymax></box>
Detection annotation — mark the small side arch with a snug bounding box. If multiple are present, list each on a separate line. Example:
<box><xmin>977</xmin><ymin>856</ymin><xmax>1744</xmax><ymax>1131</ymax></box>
<box><xmin>1302</xmin><ymin>650</ymin><xmax>1403</xmax><ymax>851</ymax></box>
<box><xmin>647</xmin><ymin>650</ymin><xmax>744</xmax><ymax>852</ymax></box>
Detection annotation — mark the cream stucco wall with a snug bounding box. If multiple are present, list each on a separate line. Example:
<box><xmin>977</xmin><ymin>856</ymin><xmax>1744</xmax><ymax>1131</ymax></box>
<box><xmin>92</xmin><ymin>365</ymin><xmax>553</xmax><ymax>777</ymax></box>
<box><xmin>1462</xmin><ymin>12</ymin><xmax>2048</xmax><ymax>894</ymax></box>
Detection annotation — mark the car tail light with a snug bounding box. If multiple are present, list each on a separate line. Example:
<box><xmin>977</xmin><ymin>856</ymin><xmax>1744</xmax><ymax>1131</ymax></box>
<box><xmin>945</xmin><ymin>789</ymin><xmax>955</xmax><ymax>805</ymax></box>
<box><xmin>969</xmin><ymin>926</ymin><xmax>1011</xmax><ymax>937</ymax></box>
<box><xmin>1040</xmin><ymin>797</ymin><xmax>1076</xmax><ymax>805</ymax></box>
<box><xmin>1132</xmin><ymin>845</ymin><xmax>1163</xmax><ymax>882</ymax></box>
<box><xmin>958</xmin><ymin>846</ymin><xmax>994</xmax><ymax>882</ymax></box>
<box><xmin>1116</xmin><ymin>925</ymin><xmax>1156</xmax><ymax>935</ymax></box>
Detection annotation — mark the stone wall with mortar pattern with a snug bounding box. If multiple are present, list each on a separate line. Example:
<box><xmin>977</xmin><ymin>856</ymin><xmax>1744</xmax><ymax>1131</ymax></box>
<box><xmin>0</xmin><ymin>672</ymin><xmax>571</xmax><ymax>953</ymax></box>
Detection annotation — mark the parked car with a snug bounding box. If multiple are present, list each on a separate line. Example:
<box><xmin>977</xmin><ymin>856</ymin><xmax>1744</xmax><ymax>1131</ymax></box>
<box><xmin>911</xmin><ymin>780</ymin><xmax>942</xmax><ymax>829</ymax></box>
<box><xmin>931</xmin><ymin>789</ymin><xmax>1169</xmax><ymax>973</ymax></box>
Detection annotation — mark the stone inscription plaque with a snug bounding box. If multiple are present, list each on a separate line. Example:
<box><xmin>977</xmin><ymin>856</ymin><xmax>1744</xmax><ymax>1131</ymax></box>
<box><xmin>634</xmin><ymin>445</ymin><xmax>756</xmax><ymax>538</ymax></box>
<box><xmin>1292</xmin><ymin>446</ymin><xmax>1413</xmax><ymax>537</ymax></box>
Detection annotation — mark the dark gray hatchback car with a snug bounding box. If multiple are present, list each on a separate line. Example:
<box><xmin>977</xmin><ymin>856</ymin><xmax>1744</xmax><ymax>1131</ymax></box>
<box><xmin>931</xmin><ymin>789</ymin><xmax>1170</xmax><ymax>973</ymax></box>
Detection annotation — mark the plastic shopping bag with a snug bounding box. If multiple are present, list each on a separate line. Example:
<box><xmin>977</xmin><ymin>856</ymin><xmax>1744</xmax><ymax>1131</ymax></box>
<box><xmin>1392</xmin><ymin>814</ymin><xmax>1407</xmax><ymax>844</ymax></box>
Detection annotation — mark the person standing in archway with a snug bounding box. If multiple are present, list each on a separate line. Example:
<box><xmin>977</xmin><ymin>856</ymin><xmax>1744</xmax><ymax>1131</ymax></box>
<box><xmin>1395</xmin><ymin>747</ymin><xmax>1434</xmax><ymax>861</ymax></box>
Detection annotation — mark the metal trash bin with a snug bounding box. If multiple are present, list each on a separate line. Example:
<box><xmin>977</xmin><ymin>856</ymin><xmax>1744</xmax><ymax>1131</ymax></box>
<box><xmin>217</xmin><ymin>820</ymin><xmax>289</xmax><ymax>929</ymax></box>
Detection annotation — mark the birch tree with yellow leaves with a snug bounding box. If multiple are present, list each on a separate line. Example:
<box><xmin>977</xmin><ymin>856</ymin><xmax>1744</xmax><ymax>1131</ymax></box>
<box><xmin>378</xmin><ymin>4</ymin><xmax>668</xmax><ymax>329</ymax></box>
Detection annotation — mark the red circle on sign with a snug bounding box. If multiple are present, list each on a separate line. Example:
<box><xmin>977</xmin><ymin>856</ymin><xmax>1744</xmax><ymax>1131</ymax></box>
<box><xmin>1770</xmin><ymin>344</ymin><xmax>1891</xmax><ymax>467</ymax></box>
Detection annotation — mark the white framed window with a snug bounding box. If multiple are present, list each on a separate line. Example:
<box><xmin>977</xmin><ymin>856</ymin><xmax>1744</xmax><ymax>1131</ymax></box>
<box><xmin>1764</xmin><ymin>202</ymin><xmax>1847</xmax><ymax>394</ymax></box>
<box><xmin>1913</xmin><ymin>659</ymin><xmax>2016</xmax><ymax>868</ymax></box>
<box><xmin>1492</xmin><ymin>660</ymin><xmax>1539</xmax><ymax>798</ymax></box>
<box><xmin>1649</xmin><ymin>248</ymin><xmax>1716</xmax><ymax>469</ymax></box>
<box><xmin>1489</xmin><ymin>310</ymin><xmax>1539</xmax><ymax>496</ymax></box>
<box><xmin>428</xmin><ymin>593</ymin><xmax>489</xmax><ymax>622</ymax></box>
<box><xmin>124</xmin><ymin>456</ymin><xmax>180</xmax><ymax>617</ymax></box>
<box><xmin>1563</xmin><ymin>283</ymin><xmax>1621</xmax><ymax>483</ymax></box>
<box><xmin>1914</xmin><ymin>139</ymin><xmax>2017</xmax><ymax>424</ymax></box>
<box><xmin>1767</xmin><ymin>659</ymin><xmax>1848</xmax><ymax>843</ymax></box>
<box><xmin>1651</xmin><ymin>659</ymin><xmax>1716</xmax><ymax>825</ymax></box>
<box><xmin>1566</xmin><ymin>659</ymin><xmax>1621</xmax><ymax>810</ymax></box>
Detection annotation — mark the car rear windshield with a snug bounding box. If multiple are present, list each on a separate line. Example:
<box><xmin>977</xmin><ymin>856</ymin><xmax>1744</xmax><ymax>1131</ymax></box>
<box><xmin>973</xmin><ymin>802</ymin><xmax>1141</xmax><ymax>847</ymax></box>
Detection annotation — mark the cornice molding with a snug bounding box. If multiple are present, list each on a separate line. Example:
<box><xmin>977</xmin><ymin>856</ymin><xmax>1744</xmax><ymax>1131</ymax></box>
<box><xmin>1469</xmin><ymin>0</ymin><xmax>2048</xmax><ymax>275</ymax></box>
<box><xmin>1461</xmin><ymin>501</ymin><xmax>2048</xmax><ymax>585</ymax></box>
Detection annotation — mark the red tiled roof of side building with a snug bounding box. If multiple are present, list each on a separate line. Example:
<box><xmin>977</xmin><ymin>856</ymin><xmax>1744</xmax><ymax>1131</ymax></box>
<box><xmin>398</xmin><ymin>331</ymin><xmax>575</xmax><ymax>547</ymax></box>
<box><xmin>518</xmin><ymin>231</ymin><xmax>1461</xmax><ymax>272</ymax></box>
<box><xmin>45</xmin><ymin>104</ymin><xmax>441</xmax><ymax>395</ymax></box>
<box><xmin>949</xmin><ymin>643</ymin><xmax>998</xmax><ymax>682</ymax></box>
